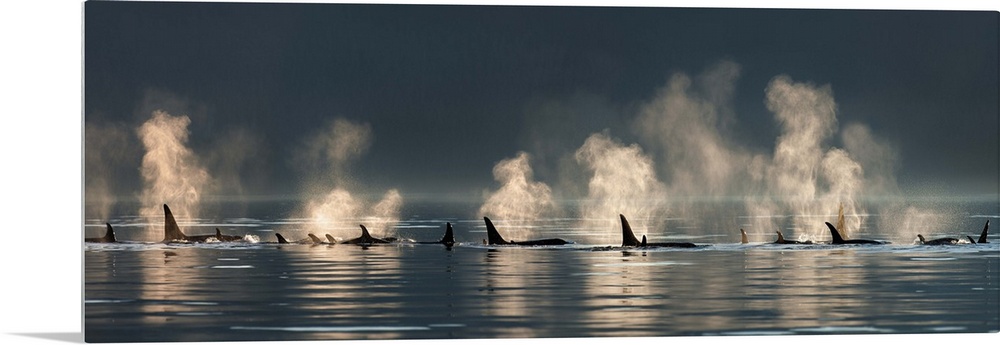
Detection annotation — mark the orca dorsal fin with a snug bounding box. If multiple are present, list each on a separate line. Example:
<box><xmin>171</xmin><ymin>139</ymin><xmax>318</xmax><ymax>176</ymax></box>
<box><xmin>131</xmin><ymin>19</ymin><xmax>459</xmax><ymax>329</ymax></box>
<box><xmin>359</xmin><ymin>225</ymin><xmax>375</xmax><ymax>243</ymax></box>
<box><xmin>307</xmin><ymin>233</ymin><xmax>323</xmax><ymax>244</ymax></box>
<box><xmin>620</xmin><ymin>214</ymin><xmax>641</xmax><ymax>246</ymax></box>
<box><xmin>740</xmin><ymin>229</ymin><xmax>748</xmax><ymax>244</ymax></box>
<box><xmin>917</xmin><ymin>234</ymin><xmax>926</xmax><ymax>244</ymax></box>
<box><xmin>162</xmin><ymin>204</ymin><xmax>187</xmax><ymax>242</ymax></box>
<box><xmin>275</xmin><ymin>233</ymin><xmax>289</xmax><ymax>244</ymax></box>
<box><xmin>641</xmin><ymin>235</ymin><xmax>647</xmax><ymax>246</ymax></box>
<box><xmin>440</xmin><ymin>222</ymin><xmax>455</xmax><ymax>244</ymax></box>
<box><xmin>483</xmin><ymin>217</ymin><xmax>508</xmax><ymax>245</ymax></box>
<box><xmin>216</xmin><ymin>228</ymin><xmax>223</xmax><ymax>240</ymax></box>
<box><xmin>776</xmin><ymin>230</ymin><xmax>785</xmax><ymax>243</ymax></box>
<box><xmin>967</xmin><ymin>236</ymin><xmax>978</xmax><ymax>244</ymax></box>
<box><xmin>104</xmin><ymin>223</ymin><xmax>117</xmax><ymax>242</ymax></box>
<box><xmin>826</xmin><ymin>222</ymin><xmax>846</xmax><ymax>244</ymax></box>
<box><xmin>326</xmin><ymin>234</ymin><xmax>337</xmax><ymax>244</ymax></box>
<box><xmin>979</xmin><ymin>220</ymin><xmax>990</xmax><ymax>243</ymax></box>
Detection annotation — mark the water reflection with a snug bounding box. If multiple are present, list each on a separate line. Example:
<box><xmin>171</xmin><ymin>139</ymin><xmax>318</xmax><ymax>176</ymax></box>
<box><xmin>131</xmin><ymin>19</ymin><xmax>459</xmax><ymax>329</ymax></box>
<box><xmin>85</xmin><ymin>237</ymin><xmax>1000</xmax><ymax>342</ymax></box>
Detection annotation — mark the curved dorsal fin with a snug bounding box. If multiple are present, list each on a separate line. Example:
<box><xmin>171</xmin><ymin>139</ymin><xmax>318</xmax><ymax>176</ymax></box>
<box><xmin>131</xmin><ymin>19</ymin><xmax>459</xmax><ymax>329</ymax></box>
<box><xmin>359</xmin><ymin>225</ymin><xmax>374</xmax><ymax>243</ymax></box>
<box><xmin>162</xmin><ymin>204</ymin><xmax>187</xmax><ymax>242</ymax></box>
<box><xmin>776</xmin><ymin>230</ymin><xmax>785</xmax><ymax>243</ymax></box>
<box><xmin>620</xmin><ymin>214</ymin><xmax>641</xmax><ymax>246</ymax></box>
<box><xmin>484</xmin><ymin>217</ymin><xmax>508</xmax><ymax>245</ymax></box>
<box><xmin>307</xmin><ymin>233</ymin><xmax>323</xmax><ymax>244</ymax></box>
<box><xmin>275</xmin><ymin>233</ymin><xmax>289</xmax><ymax>244</ymax></box>
<box><xmin>326</xmin><ymin>234</ymin><xmax>337</xmax><ymax>244</ymax></box>
<box><xmin>825</xmin><ymin>222</ymin><xmax>846</xmax><ymax>244</ymax></box>
<box><xmin>917</xmin><ymin>234</ymin><xmax>926</xmax><ymax>244</ymax></box>
<box><xmin>440</xmin><ymin>222</ymin><xmax>455</xmax><ymax>244</ymax></box>
<box><xmin>104</xmin><ymin>223</ymin><xmax>117</xmax><ymax>242</ymax></box>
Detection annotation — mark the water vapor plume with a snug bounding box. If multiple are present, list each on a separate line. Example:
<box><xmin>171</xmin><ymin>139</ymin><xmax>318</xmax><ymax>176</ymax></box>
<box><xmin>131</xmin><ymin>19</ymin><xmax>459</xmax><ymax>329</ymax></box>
<box><xmin>575</xmin><ymin>132</ymin><xmax>669</xmax><ymax>244</ymax></box>
<box><xmin>205</xmin><ymin>127</ymin><xmax>266</xmax><ymax>201</ymax></box>
<box><xmin>479</xmin><ymin>152</ymin><xmax>559</xmax><ymax>239</ymax></box>
<box><xmin>137</xmin><ymin>110</ymin><xmax>213</xmax><ymax>241</ymax></box>
<box><xmin>633</xmin><ymin>61</ymin><xmax>752</xmax><ymax>228</ymax></box>
<box><xmin>84</xmin><ymin>122</ymin><xmax>137</xmax><ymax>221</ymax></box>
<box><xmin>369</xmin><ymin>189</ymin><xmax>403</xmax><ymax>235</ymax></box>
<box><xmin>293</xmin><ymin>118</ymin><xmax>372</xmax><ymax>186</ymax></box>
<box><xmin>296</xmin><ymin>118</ymin><xmax>403</xmax><ymax>239</ymax></box>
<box><xmin>841</xmin><ymin>123</ymin><xmax>900</xmax><ymax>195</ymax></box>
<box><xmin>744</xmin><ymin>76</ymin><xmax>867</xmax><ymax>239</ymax></box>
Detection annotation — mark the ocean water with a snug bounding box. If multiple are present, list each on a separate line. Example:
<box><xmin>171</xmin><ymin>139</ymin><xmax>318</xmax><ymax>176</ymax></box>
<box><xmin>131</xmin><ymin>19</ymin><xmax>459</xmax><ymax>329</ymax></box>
<box><xmin>83</xmin><ymin>200</ymin><xmax>1000</xmax><ymax>342</ymax></box>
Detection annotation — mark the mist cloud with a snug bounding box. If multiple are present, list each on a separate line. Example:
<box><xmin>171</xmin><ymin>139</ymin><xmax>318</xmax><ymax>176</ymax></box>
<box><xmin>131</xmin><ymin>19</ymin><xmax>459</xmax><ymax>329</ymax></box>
<box><xmin>84</xmin><ymin>122</ymin><xmax>137</xmax><ymax>221</ymax></box>
<box><xmin>137</xmin><ymin>110</ymin><xmax>213</xmax><ymax>241</ymax></box>
<box><xmin>295</xmin><ymin>118</ymin><xmax>402</xmax><ymax>239</ymax></box>
<box><xmin>574</xmin><ymin>132</ymin><xmax>669</xmax><ymax>243</ymax></box>
<box><xmin>479</xmin><ymin>152</ymin><xmax>559</xmax><ymax>239</ymax></box>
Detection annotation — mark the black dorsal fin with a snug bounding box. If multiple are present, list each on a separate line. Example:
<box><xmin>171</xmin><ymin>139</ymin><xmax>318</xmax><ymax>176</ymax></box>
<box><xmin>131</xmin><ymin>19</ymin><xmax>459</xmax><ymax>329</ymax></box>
<box><xmin>620</xmin><ymin>214</ymin><xmax>641</xmax><ymax>246</ymax></box>
<box><xmin>776</xmin><ymin>230</ymin><xmax>786</xmax><ymax>243</ymax></box>
<box><xmin>917</xmin><ymin>234</ymin><xmax>927</xmax><ymax>244</ymax></box>
<box><xmin>641</xmin><ymin>235</ymin><xmax>647</xmax><ymax>246</ymax></box>
<box><xmin>162</xmin><ymin>204</ymin><xmax>187</xmax><ymax>242</ymax></box>
<box><xmin>440</xmin><ymin>222</ymin><xmax>455</xmax><ymax>244</ymax></box>
<box><xmin>359</xmin><ymin>225</ymin><xmax>374</xmax><ymax>243</ymax></box>
<box><xmin>104</xmin><ymin>223</ymin><xmax>117</xmax><ymax>242</ymax></box>
<box><xmin>967</xmin><ymin>236</ymin><xmax>978</xmax><ymax>244</ymax></box>
<box><xmin>740</xmin><ymin>229</ymin><xmax>748</xmax><ymax>244</ymax></box>
<box><xmin>216</xmin><ymin>228</ymin><xmax>223</xmax><ymax>240</ymax></box>
<box><xmin>978</xmin><ymin>220</ymin><xmax>990</xmax><ymax>243</ymax></box>
<box><xmin>275</xmin><ymin>233</ymin><xmax>289</xmax><ymax>244</ymax></box>
<box><xmin>826</xmin><ymin>222</ymin><xmax>846</xmax><ymax>244</ymax></box>
<box><xmin>483</xmin><ymin>217</ymin><xmax>508</xmax><ymax>245</ymax></box>
<box><xmin>325</xmin><ymin>234</ymin><xmax>337</xmax><ymax>244</ymax></box>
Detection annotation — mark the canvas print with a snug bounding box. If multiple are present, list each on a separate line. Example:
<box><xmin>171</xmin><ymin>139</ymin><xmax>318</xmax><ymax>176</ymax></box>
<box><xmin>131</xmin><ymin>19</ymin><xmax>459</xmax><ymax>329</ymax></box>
<box><xmin>83</xmin><ymin>1</ymin><xmax>999</xmax><ymax>343</ymax></box>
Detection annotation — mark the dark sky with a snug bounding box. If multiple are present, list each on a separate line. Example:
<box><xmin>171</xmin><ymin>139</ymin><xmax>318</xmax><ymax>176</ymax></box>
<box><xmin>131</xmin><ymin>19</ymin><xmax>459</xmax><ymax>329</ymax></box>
<box><xmin>84</xmin><ymin>2</ymin><xmax>998</xmax><ymax>201</ymax></box>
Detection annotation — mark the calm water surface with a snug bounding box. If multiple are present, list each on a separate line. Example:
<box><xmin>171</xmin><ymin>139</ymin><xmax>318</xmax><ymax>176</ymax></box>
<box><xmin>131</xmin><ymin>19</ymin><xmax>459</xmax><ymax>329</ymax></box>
<box><xmin>84</xmin><ymin>201</ymin><xmax>1000</xmax><ymax>342</ymax></box>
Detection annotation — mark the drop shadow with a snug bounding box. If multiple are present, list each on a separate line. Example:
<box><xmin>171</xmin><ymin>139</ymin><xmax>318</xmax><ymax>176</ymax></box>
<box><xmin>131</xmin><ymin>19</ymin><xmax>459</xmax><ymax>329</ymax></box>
<box><xmin>9</xmin><ymin>332</ymin><xmax>82</xmax><ymax>343</ymax></box>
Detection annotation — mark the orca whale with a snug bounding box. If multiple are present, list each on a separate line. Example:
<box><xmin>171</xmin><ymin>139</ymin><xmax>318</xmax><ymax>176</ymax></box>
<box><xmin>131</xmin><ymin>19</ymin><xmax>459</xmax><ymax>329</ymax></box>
<box><xmin>483</xmin><ymin>217</ymin><xmax>569</xmax><ymax>246</ymax></box>
<box><xmin>740</xmin><ymin>229</ymin><xmax>749</xmax><ymax>244</ymax></box>
<box><xmin>967</xmin><ymin>236</ymin><xmax>978</xmax><ymax>244</ymax></box>
<box><xmin>975</xmin><ymin>220</ymin><xmax>990</xmax><ymax>243</ymax></box>
<box><xmin>162</xmin><ymin>204</ymin><xmax>243</xmax><ymax>243</ymax></box>
<box><xmin>275</xmin><ymin>233</ymin><xmax>291</xmax><ymax>244</ymax></box>
<box><xmin>85</xmin><ymin>223</ymin><xmax>117</xmax><ymax>243</ymax></box>
<box><xmin>413</xmin><ymin>222</ymin><xmax>456</xmax><ymax>247</ymax></box>
<box><xmin>917</xmin><ymin>234</ymin><xmax>960</xmax><ymax>245</ymax></box>
<box><xmin>620</xmin><ymin>214</ymin><xmax>696</xmax><ymax>248</ymax></box>
<box><xmin>273</xmin><ymin>233</ymin><xmax>328</xmax><ymax>244</ymax></box>
<box><xmin>306</xmin><ymin>233</ymin><xmax>329</xmax><ymax>244</ymax></box>
<box><xmin>774</xmin><ymin>230</ymin><xmax>813</xmax><ymax>244</ymax></box>
<box><xmin>215</xmin><ymin>228</ymin><xmax>243</xmax><ymax>241</ymax></box>
<box><xmin>341</xmin><ymin>225</ymin><xmax>395</xmax><ymax>245</ymax></box>
<box><xmin>825</xmin><ymin>222</ymin><xmax>887</xmax><ymax>245</ymax></box>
